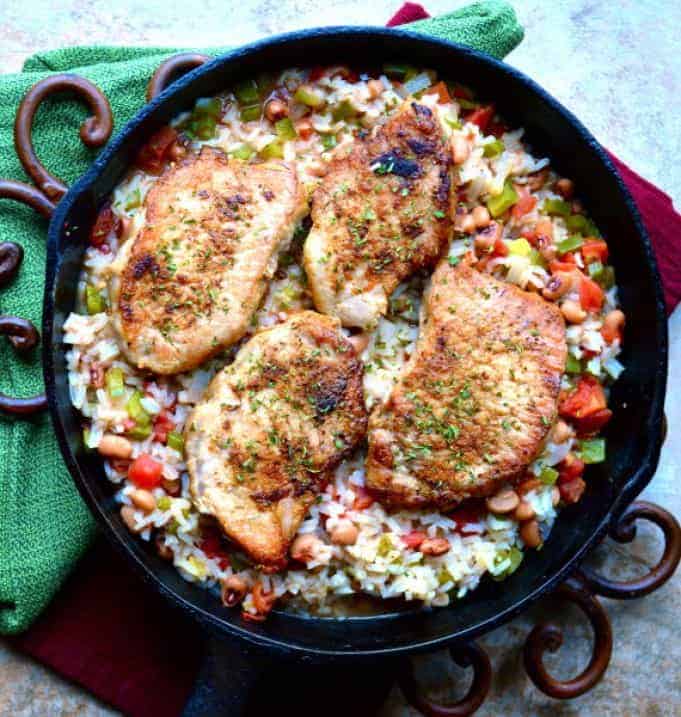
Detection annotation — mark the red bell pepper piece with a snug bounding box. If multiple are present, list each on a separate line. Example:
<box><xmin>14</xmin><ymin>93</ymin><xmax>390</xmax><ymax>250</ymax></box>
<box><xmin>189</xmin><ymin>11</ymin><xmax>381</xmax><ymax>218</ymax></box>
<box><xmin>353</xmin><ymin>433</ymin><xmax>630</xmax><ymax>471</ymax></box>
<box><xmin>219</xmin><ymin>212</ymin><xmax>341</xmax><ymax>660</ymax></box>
<box><xmin>581</xmin><ymin>239</ymin><xmax>609</xmax><ymax>264</ymax></box>
<box><xmin>465</xmin><ymin>104</ymin><xmax>495</xmax><ymax>133</ymax></box>
<box><xmin>135</xmin><ymin>126</ymin><xmax>178</xmax><ymax>175</ymax></box>
<box><xmin>580</xmin><ymin>276</ymin><xmax>605</xmax><ymax>312</ymax></box>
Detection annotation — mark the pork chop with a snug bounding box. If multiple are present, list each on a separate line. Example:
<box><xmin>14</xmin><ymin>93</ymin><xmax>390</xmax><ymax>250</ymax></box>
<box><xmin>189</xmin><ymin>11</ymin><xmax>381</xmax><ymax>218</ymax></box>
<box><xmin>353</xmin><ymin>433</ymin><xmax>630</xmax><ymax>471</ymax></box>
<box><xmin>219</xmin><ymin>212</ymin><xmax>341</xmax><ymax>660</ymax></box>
<box><xmin>366</xmin><ymin>260</ymin><xmax>567</xmax><ymax>508</ymax></box>
<box><xmin>109</xmin><ymin>148</ymin><xmax>308</xmax><ymax>374</ymax></box>
<box><xmin>185</xmin><ymin>311</ymin><xmax>367</xmax><ymax>570</ymax></box>
<box><xmin>304</xmin><ymin>100</ymin><xmax>452</xmax><ymax>329</ymax></box>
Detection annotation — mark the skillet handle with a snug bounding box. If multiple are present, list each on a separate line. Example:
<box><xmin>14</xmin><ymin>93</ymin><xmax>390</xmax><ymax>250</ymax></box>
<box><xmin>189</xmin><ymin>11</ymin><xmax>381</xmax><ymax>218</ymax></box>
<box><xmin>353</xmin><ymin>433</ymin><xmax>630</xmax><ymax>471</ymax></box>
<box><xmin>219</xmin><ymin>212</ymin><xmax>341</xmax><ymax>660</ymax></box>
<box><xmin>0</xmin><ymin>74</ymin><xmax>113</xmax><ymax>417</ymax></box>
<box><xmin>182</xmin><ymin>635</ymin><xmax>272</xmax><ymax>717</ymax></box>
<box><xmin>147</xmin><ymin>53</ymin><xmax>211</xmax><ymax>101</ymax></box>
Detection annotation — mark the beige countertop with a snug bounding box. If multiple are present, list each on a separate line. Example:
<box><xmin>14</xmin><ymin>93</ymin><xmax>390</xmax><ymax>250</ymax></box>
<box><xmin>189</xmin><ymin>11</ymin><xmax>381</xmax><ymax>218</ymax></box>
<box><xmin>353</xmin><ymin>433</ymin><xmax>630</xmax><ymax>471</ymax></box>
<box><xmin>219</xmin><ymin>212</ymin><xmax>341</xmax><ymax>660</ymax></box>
<box><xmin>1</xmin><ymin>0</ymin><xmax>679</xmax><ymax>714</ymax></box>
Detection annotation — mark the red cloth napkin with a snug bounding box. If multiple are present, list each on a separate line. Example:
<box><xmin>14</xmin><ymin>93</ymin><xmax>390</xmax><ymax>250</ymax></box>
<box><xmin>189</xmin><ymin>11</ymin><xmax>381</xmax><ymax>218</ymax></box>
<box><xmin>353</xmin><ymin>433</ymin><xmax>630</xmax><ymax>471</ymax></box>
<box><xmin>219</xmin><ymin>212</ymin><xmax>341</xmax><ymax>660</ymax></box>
<box><xmin>12</xmin><ymin>4</ymin><xmax>681</xmax><ymax>716</ymax></box>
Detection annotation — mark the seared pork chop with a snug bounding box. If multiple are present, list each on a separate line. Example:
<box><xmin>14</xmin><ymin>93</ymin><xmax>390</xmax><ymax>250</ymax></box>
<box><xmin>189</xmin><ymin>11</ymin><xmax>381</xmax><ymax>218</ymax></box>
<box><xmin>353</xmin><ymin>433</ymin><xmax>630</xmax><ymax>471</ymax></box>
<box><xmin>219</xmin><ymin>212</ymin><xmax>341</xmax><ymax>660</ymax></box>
<box><xmin>185</xmin><ymin>311</ymin><xmax>367</xmax><ymax>570</ymax></box>
<box><xmin>366</xmin><ymin>260</ymin><xmax>567</xmax><ymax>508</ymax></box>
<box><xmin>109</xmin><ymin>148</ymin><xmax>307</xmax><ymax>374</ymax></box>
<box><xmin>304</xmin><ymin>100</ymin><xmax>452</xmax><ymax>329</ymax></box>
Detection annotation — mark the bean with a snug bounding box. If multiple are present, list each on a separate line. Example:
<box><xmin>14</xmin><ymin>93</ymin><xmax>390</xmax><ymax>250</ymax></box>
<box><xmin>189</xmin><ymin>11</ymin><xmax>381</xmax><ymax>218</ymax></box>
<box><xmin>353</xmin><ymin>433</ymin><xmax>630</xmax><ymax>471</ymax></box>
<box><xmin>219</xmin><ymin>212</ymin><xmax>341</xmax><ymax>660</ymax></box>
<box><xmin>330</xmin><ymin>519</ymin><xmax>359</xmax><ymax>546</ymax></box>
<box><xmin>130</xmin><ymin>489</ymin><xmax>156</xmax><ymax>512</ymax></box>
<box><xmin>98</xmin><ymin>434</ymin><xmax>133</xmax><ymax>459</ymax></box>
<box><xmin>551</xmin><ymin>419</ymin><xmax>573</xmax><ymax>444</ymax></box>
<box><xmin>542</xmin><ymin>272</ymin><xmax>572</xmax><ymax>301</ymax></box>
<box><xmin>603</xmin><ymin>309</ymin><xmax>625</xmax><ymax>336</ymax></box>
<box><xmin>486</xmin><ymin>488</ymin><xmax>519</xmax><ymax>514</ymax></box>
<box><xmin>367</xmin><ymin>79</ymin><xmax>384</xmax><ymax>99</ymax></box>
<box><xmin>561</xmin><ymin>300</ymin><xmax>587</xmax><ymax>324</ymax></box>
<box><xmin>290</xmin><ymin>534</ymin><xmax>322</xmax><ymax>563</ymax></box>
<box><xmin>472</xmin><ymin>206</ymin><xmax>491</xmax><ymax>229</ymax></box>
<box><xmin>420</xmin><ymin>537</ymin><xmax>450</xmax><ymax>556</ymax></box>
<box><xmin>265</xmin><ymin>99</ymin><xmax>289</xmax><ymax>122</ymax></box>
<box><xmin>221</xmin><ymin>575</ymin><xmax>248</xmax><ymax>607</ymax></box>
<box><xmin>450</xmin><ymin>135</ymin><xmax>470</xmax><ymax>165</ymax></box>
<box><xmin>513</xmin><ymin>500</ymin><xmax>536</xmax><ymax>522</ymax></box>
<box><xmin>555</xmin><ymin>178</ymin><xmax>574</xmax><ymax>199</ymax></box>
<box><xmin>474</xmin><ymin>221</ymin><xmax>502</xmax><ymax>251</ymax></box>
<box><xmin>520</xmin><ymin>519</ymin><xmax>543</xmax><ymax>548</ymax></box>
<box><xmin>120</xmin><ymin>505</ymin><xmax>142</xmax><ymax>533</ymax></box>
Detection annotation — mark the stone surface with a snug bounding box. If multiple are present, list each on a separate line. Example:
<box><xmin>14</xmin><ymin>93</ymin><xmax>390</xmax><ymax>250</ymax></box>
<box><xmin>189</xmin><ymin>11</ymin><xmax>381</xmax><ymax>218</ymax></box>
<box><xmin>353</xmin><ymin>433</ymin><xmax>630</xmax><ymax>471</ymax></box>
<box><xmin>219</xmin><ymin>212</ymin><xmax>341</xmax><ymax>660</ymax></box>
<box><xmin>1</xmin><ymin>0</ymin><xmax>679</xmax><ymax>715</ymax></box>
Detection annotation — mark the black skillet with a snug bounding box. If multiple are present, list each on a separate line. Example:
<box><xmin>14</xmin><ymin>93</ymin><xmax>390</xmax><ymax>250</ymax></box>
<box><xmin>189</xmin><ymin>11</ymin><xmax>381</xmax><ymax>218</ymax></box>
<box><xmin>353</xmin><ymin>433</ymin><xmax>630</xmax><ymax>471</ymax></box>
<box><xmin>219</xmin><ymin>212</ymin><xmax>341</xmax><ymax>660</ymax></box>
<box><xmin>0</xmin><ymin>26</ymin><xmax>669</xmax><ymax>715</ymax></box>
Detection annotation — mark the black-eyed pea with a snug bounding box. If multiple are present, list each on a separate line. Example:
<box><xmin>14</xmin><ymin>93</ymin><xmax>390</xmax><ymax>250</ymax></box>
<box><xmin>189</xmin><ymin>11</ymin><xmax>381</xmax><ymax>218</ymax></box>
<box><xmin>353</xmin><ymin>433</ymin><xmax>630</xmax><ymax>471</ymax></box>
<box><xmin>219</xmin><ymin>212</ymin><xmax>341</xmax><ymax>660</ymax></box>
<box><xmin>420</xmin><ymin>537</ymin><xmax>450</xmax><ymax>556</ymax></box>
<box><xmin>513</xmin><ymin>500</ymin><xmax>536</xmax><ymax>522</ymax></box>
<box><xmin>520</xmin><ymin>519</ymin><xmax>543</xmax><ymax>548</ymax></box>
<box><xmin>561</xmin><ymin>300</ymin><xmax>587</xmax><ymax>324</ymax></box>
<box><xmin>98</xmin><ymin>434</ymin><xmax>133</xmax><ymax>460</ymax></box>
<box><xmin>221</xmin><ymin>575</ymin><xmax>248</xmax><ymax>607</ymax></box>
<box><xmin>329</xmin><ymin>519</ymin><xmax>359</xmax><ymax>546</ymax></box>
<box><xmin>486</xmin><ymin>488</ymin><xmax>519</xmax><ymax>514</ymax></box>
<box><xmin>130</xmin><ymin>489</ymin><xmax>156</xmax><ymax>512</ymax></box>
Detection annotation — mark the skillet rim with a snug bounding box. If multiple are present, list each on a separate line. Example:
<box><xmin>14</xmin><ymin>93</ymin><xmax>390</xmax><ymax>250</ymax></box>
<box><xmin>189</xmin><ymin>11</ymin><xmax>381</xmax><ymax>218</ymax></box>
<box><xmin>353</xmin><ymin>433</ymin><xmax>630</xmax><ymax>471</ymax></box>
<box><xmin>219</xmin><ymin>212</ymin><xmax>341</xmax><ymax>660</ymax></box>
<box><xmin>42</xmin><ymin>25</ymin><xmax>668</xmax><ymax>658</ymax></box>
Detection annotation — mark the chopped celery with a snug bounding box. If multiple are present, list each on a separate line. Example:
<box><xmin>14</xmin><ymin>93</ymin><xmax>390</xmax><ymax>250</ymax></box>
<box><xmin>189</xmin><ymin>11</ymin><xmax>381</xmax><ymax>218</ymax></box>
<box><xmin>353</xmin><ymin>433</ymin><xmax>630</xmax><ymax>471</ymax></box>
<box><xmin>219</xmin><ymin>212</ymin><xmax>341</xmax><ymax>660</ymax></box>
<box><xmin>124</xmin><ymin>188</ymin><xmax>141</xmax><ymax>211</ymax></box>
<box><xmin>444</xmin><ymin>116</ymin><xmax>462</xmax><ymax>130</ymax></box>
<box><xmin>86</xmin><ymin>285</ymin><xmax>106</xmax><ymax>315</ymax></box>
<box><xmin>597</xmin><ymin>265</ymin><xmax>616</xmax><ymax>289</ymax></box>
<box><xmin>508</xmin><ymin>237</ymin><xmax>533</xmax><ymax>257</ymax></box>
<box><xmin>491</xmin><ymin>546</ymin><xmax>524</xmax><ymax>580</ymax></box>
<box><xmin>194</xmin><ymin>97</ymin><xmax>221</xmax><ymax>118</ymax></box>
<box><xmin>275</xmin><ymin>117</ymin><xmax>297</xmax><ymax>141</ymax></box>
<box><xmin>586</xmin><ymin>357</ymin><xmax>601</xmax><ymax>377</ymax></box>
<box><xmin>126</xmin><ymin>423</ymin><xmax>152</xmax><ymax>440</ymax></box>
<box><xmin>578</xmin><ymin>438</ymin><xmax>606</xmax><ymax>464</ymax></box>
<box><xmin>321</xmin><ymin>134</ymin><xmax>337</xmax><ymax>151</ymax></box>
<box><xmin>403</xmin><ymin>72</ymin><xmax>432</xmax><ymax>96</ymax></box>
<box><xmin>331</xmin><ymin>100</ymin><xmax>358</xmax><ymax>122</ymax></box>
<box><xmin>294</xmin><ymin>85</ymin><xmax>325</xmax><ymax>108</ymax></box>
<box><xmin>566</xmin><ymin>354</ymin><xmax>582</xmax><ymax>374</ymax></box>
<box><xmin>230</xmin><ymin>144</ymin><xmax>254</xmax><ymax>160</ymax></box>
<box><xmin>556</xmin><ymin>234</ymin><xmax>584</xmax><ymax>254</ymax></box>
<box><xmin>105</xmin><ymin>367</ymin><xmax>125</xmax><ymax>398</ymax></box>
<box><xmin>167</xmin><ymin>431</ymin><xmax>184</xmax><ymax>453</ymax></box>
<box><xmin>188</xmin><ymin>115</ymin><xmax>217</xmax><ymax>140</ymax></box>
<box><xmin>377</xmin><ymin>534</ymin><xmax>393</xmax><ymax>557</ymax></box>
<box><xmin>539</xmin><ymin>466</ymin><xmax>559</xmax><ymax>485</ymax></box>
<box><xmin>157</xmin><ymin>496</ymin><xmax>172</xmax><ymax>511</ymax></box>
<box><xmin>234</xmin><ymin>79</ymin><xmax>259</xmax><ymax>105</ymax></box>
<box><xmin>239</xmin><ymin>104</ymin><xmax>261</xmax><ymax>122</ymax></box>
<box><xmin>126</xmin><ymin>390</ymin><xmax>151</xmax><ymax>427</ymax></box>
<box><xmin>506</xmin><ymin>547</ymin><xmax>524</xmax><ymax>575</ymax></box>
<box><xmin>382</xmin><ymin>62</ymin><xmax>415</xmax><ymax>78</ymax></box>
<box><xmin>565</xmin><ymin>214</ymin><xmax>600</xmax><ymax>237</ymax></box>
<box><xmin>588</xmin><ymin>260</ymin><xmax>604</xmax><ymax>279</ymax></box>
<box><xmin>260</xmin><ymin>140</ymin><xmax>284</xmax><ymax>159</ymax></box>
<box><xmin>542</xmin><ymin>198</ymin><xmax>571</xmax><ymax>217</ymax></box>
<box><xmin>483</xmin><ymin>139</ymin><xmax>505</xmax><ymax>158</ymax></box>
<box><xmin>457</xmin><ymin>98</ymin><xmax>479</xmax><ymax>110</ymax></box>
<box><xmin>486</xmin><ymin>181</ymin><xmax>518</xmax><ymax>218</ymax></box>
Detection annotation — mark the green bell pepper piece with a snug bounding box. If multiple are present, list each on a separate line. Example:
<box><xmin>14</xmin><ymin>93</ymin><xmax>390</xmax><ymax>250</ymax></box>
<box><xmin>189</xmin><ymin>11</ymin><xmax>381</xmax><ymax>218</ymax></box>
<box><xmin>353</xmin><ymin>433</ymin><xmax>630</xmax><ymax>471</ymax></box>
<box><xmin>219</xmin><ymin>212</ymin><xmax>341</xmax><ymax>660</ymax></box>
<box><xmin>105</xmin><ymin>367</ymin><xmax>125</xmax><ymax>398</ymax></box>
<box><xmin>588</xmin><ymin>260</ymin><xmax>604</xmax><ymax>279</ymax></box>
<box><xmin>167</xmin><ymin>431</ymin><xmax>184</xmax><ymax>453</ymax></box>
<box><xmin>566</xmin><ymin>354</ymin><xmax>582</xmax><ymax>374</ymax></box>
<box><xmin>239</xmin><ymin>104</ymin><xmax>261</xmax><ymax>122</ymax></box>
<box><xmin>597</xmin><ymin>265</ymin><xmax>616</xmax><ymax>289</ymax></box>
<box><xmin>382</xmin><ymin>63</ymin><xmax>415</xmax><ymax>78</ymax></box>
<box><xmin>260</xmin><ymin>140</ymin><xmax>284</xmax><ymax>159</ymax></box>
<box><xmin>194</xmin><ymin>97</ymin><xmax>221</xmax><ymax>118</ymax></box>
<box><xmin>331</xmin><ymin>100</ymin><xmax>358</xmax><ymax>122</ymax></box>
<box><xmin>556</xmin><ymin>234</ymin><xmax>584</xmax><ymax>255</ymax></box>
<box><xmin>294</xmin><ymin>85</ymin><xmax>325</xmax><ymax>108</ymax></box>
<box><xmin>126</xmin><ymin>390</ymin><xmax>151</xmax><ymax>427</ymax></box>
<box><xmin>321</xmin><ymin>134</ymin><xmax>337</xmax><ymax>151</ymax></box>
<box><xmin>230</xmin><ymin>144</ymin><xmax>254</xmax><ymax>160</ymax></box>
<box><xmin>234</xmin><ymin>79</ymin><xmax>259</xmax><ymax>105</ymax></box>
<box><xmin>578</xmin><ymin>438</ymin><xmax>606</xmax><ymax>464</ymax></box>
<box><xmin>542</xmin><ymin>198</ymin><xmax>571</xmax><ymax>217</ymax></box>
<box><xmin>86</xmin><ymin>285</ymin><xmax>106</xmax><ymax>315</ymax></box>
<box><xmin>486</xmin><ymin>181</ymin><xmax>518</xmax><ymax>218</ymax></box>
<box><xmin>275</xmin><ymin>117</ymin><xmax>297</xmax><ymax>141</ymax></box>
<box><xmin>539</xmin><ymin>466</ymin><xmax>559</xmax><ymax>485</ymax></box>
<box><xmin>483</xmin><ymin>139</ymin><xmax>505</xmax><ymax>158</ymax></box>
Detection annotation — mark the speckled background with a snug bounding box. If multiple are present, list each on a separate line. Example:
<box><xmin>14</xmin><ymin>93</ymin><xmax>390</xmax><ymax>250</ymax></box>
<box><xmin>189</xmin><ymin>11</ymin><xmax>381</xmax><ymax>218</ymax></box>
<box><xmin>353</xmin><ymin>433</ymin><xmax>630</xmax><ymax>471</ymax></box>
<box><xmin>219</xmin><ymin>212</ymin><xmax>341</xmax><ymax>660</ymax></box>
<box><xmin>1</xmin><ymin>1</ymin><xmax>679</xmax><ymax>715</ymax></box>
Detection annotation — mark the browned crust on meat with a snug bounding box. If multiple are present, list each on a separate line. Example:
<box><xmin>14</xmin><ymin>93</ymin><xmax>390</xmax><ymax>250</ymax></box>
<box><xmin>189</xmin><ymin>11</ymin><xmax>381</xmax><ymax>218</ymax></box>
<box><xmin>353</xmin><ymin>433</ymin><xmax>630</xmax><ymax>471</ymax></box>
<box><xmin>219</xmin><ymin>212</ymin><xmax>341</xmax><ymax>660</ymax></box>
<box><xmin>366</xmin><ymin>261</ymin><xmax>567</xmax><ymax>509</ymax></box>
<box><xmin>304</xmin><ymin>101</ymin><xmax>453</xmax><ymax>328</ymax></box>
<box><xmin>185</xmin><ymin>311</ymin><xmax>367</xmax><ymax>568</ymax></box>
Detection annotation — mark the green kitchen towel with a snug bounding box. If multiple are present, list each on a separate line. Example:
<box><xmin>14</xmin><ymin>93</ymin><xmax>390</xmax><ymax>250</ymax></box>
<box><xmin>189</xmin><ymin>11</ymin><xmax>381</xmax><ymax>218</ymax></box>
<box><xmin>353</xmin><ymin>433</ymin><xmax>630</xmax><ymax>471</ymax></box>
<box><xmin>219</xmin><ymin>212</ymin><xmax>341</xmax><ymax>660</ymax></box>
<box><xmin>0</xmin><ymin>1</ymin><xmax>523</xmax><ymax>634</ymax></box>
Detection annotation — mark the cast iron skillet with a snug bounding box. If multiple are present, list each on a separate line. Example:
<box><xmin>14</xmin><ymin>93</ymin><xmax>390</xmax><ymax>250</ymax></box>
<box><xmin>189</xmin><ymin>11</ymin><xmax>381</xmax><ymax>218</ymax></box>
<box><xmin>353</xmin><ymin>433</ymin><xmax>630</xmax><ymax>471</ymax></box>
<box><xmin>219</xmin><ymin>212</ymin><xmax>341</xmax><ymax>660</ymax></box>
<box><xmin>32</xmin><ymin>26</ymin><xmax>667</xmax><ymax>713</ymax></box>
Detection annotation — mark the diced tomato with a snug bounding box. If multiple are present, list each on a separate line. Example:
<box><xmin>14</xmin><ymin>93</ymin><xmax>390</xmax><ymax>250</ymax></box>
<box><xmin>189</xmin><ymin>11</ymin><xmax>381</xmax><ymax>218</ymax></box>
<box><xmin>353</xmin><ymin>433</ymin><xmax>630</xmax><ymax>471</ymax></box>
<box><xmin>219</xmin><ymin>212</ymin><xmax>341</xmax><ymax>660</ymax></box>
<box><xmin>451</xmin><ymin>83</ymin><xmax>473</xmax><ymax>100</ymax></box>
<box><xmin>574</xmin><ymin>408</ymin><xmax>612</xmax><ymax>436</ymax></box>
<box><xmin>560</xmin><ymin>375</ymin><xmax>607</xmax><ymax>422</ymax></box>
<box><xmin>199</xmin><ymin>528</ymin><xmax>227</xmax><ymax>559</ymax></box>
<box><xmin>465</xmin><ymin>104</ymin><xmax>495</xmax><ymax>133</ymax></box>
<box><xmin>558</xmin><ymin>454</ymin><xmax>585</xmax><ymax>483</ymax></box>
<box><xmin>549</xmin><ymin>259</ymin><xmax>577</xmax><ymax>275</ymax></box>
<box><xmin>428</xmin><ymin>81</ymin><xmax>451</xmax><ymax>104</ymax></box>
<box><xmin>579</xmin><ymin>276</ymin><xmax>605</xmax><ymax>312</ymax></box>
<box><xmin>402</xmin><ymin>530</ymin><xmax>428</xmax><ymax>549</ymax></box>
<box><xmin>449</xmin><ymin>500</ymin><xmax>485</xmax><ymax>535</ymax></box>
<box><xmin>601</xmin><ymin>323</ymin><xmax>621</xmax><ymax>345</ymax></box>
<box><xmin>511</xmin><ymin>185</ymin><xmax>537</xmax><ymax>219</ymax></box>
<box><xmin>89</xmin><ymin>204</ymin><xmax>120</xmax><ymax>247</ymax></box>
<box><xmin>296</xmin><ymin>118</ymin><xmax>314</xmax><ymax>140</ymax></box>
<box><xmin>487</xmin><ymin>120</ymin><xmax>509</xmax><ymax>138</ymax></box>
<box><xmin>559</xmin><ymin>477</ymin><xmax>586</xmax><ymax>504</ymax></box>
<box><xmin>492</xmin><ymin>237</ymin><xmax>509</xmax><ymax>257</ymax></box>
<box><xmin>153</xmin><ymin>410</ymin><xmax>175</xmax><ymax>443</ymax></box>
<box><xmin>352</xmin><ymin>485</ymin><xmax>374</xmax><ymax>511</ymax></box>
<box><xmin>308</xmin><ymin>66</ymin><xmax>326</xmax><ymax>82</ymax></box>
<box><xmin>128</xmin><ymin>454</ymin><xmax>163</xmax><ymax>489</ymax></box>
<box><xmin>456</xmin><ymin>187</ymin><xmax>469</xmax><ymax>203</ymax></box>
<box><xmin>581</xmin><ymin>239</ymin><xmax>609</xmax><ymax>264</ymax></box>
<box><xmin>135</xmin><ymin>126</ymin><xmax>178</xmax><ymax>174</ymax></box>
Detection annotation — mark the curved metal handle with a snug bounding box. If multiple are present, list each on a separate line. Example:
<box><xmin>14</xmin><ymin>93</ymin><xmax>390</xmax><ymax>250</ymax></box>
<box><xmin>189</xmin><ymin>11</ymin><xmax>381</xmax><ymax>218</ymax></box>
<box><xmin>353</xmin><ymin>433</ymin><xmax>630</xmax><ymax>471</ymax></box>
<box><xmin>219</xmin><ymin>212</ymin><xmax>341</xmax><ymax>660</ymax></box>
<box><xmin>581</xmin><ymin>500</ymin><xmax>681</xmax><ymax>599</ymax></box>
<box><xmin>523</xmin><ymin>573</ymin><xmax>612</xmax><ymax>699</ymax></box>
<box><xmin>0</xmin><ymin>315</ymin><xmax>47</xmax><ymax>415</ymax></box>
<box><xmin>14</xmin><ymin>74</ymin><xmax>113</xmax><ymax>202</ymax></box>
<box><xmin>147</xmin><ymin>53</ymin><xmax>211</xmax><ymax>101</ymax></box>
<box><xmin>399</xmin><ymin>642</ymin><xmax>492</xmax><ymax>716</ymax></box>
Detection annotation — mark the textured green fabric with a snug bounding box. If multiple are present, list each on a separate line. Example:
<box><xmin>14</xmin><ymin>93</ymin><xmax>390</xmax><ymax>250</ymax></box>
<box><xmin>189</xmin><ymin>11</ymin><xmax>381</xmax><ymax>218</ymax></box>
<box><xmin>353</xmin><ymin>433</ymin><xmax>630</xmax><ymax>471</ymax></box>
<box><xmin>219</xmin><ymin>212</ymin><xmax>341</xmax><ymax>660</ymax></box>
<box><xmin>0</xmin><ymin>1</ymin><xmax>523</xmax><ymax>634</ymax></box>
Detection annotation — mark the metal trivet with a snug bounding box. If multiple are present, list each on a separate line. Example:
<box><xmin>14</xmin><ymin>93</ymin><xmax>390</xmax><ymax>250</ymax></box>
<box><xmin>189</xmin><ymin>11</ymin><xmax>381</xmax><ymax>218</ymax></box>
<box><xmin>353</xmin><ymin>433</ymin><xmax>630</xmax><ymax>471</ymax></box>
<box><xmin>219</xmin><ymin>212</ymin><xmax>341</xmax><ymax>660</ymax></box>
<box><xmin>1</xmin><ymin>60</ymin><xmax>679</xmax><ymax>716</ymax></box>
